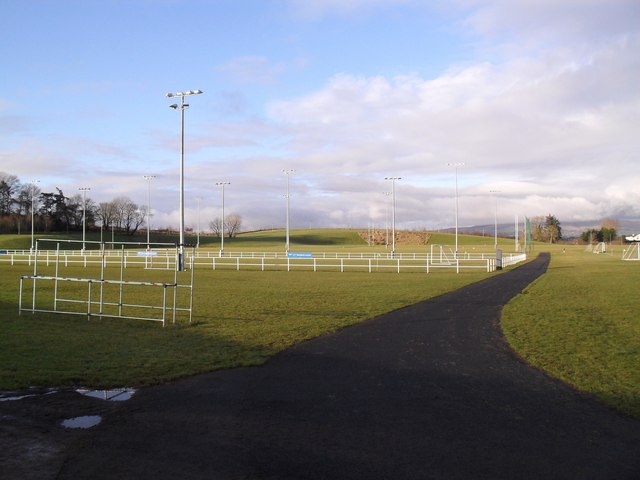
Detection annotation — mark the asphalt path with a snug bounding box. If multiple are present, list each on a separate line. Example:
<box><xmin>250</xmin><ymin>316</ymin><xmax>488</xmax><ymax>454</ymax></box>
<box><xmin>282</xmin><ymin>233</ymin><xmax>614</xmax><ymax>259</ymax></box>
<box><xmin>57</xmin><ymin>253</ymin><xmax>640</xmax><ymax>479</ymax></box>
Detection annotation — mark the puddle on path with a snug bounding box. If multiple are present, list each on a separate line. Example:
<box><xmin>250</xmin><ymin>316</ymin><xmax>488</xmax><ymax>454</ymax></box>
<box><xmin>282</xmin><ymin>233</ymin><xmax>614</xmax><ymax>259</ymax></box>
<box><xmin>76</xmin><ymin>388</ymin><xmax>136</xmax><ymax>401</ymax></box>
<box><xmin>61</xmin><ymin>415</ymin><xmax>102</xmax><ymax>429</ymax></box>
<box><xmin>0</xmin><ymin>389</ymin><xmax>58</xmax><ymax>402</ymax></box>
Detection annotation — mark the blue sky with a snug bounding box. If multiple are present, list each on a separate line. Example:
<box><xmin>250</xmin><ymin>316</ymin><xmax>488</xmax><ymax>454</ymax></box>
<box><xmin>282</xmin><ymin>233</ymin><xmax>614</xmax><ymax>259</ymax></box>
<box><xmin>2</xmin><ymin>0</ymin><xmax>639</xmax><ymax>232</ymax></box>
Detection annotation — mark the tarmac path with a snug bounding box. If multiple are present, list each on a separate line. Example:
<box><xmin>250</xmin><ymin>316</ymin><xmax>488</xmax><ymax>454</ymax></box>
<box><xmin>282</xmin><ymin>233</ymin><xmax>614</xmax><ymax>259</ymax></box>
<box><xmin>55</xmin><ymin>253</ymin><xmax>640</xmax><ymax>479</ymax></box>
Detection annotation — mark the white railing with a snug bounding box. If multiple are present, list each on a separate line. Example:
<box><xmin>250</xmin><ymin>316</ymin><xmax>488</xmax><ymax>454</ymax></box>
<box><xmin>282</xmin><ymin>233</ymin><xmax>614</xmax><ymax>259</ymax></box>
<box><xmin>2</xmin><ymin>249</ymin><xmax>528</xmax><ymax>273</ymax></box>
<box><xmin>501</xmin><ymin>253</ymin><xmax>527</xmax><ymax>268</ymax></box>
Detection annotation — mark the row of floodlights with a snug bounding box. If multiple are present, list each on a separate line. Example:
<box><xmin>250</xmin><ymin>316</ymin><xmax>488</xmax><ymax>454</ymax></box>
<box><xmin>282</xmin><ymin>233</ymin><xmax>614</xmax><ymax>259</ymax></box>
<box><xmin>165</xmin><ymin>90</ymin><xmax>203</xmax><ymax>98</ymax></box>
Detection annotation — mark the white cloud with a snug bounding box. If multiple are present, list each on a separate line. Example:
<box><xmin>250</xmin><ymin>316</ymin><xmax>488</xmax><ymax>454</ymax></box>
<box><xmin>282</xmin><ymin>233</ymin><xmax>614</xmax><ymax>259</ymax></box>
<box><xmin>262</xmin><ymin>29</ymin><xmax>640</xmax><ymax>228</ymax></box>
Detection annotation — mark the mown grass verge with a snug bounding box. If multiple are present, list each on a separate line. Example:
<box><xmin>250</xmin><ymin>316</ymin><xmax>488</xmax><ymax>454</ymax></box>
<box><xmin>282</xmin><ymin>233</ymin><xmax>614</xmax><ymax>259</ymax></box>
<box><xmin>502</xmin><ymin>244</ymin><xmax>640</xmax><ymax>418</ymax></box>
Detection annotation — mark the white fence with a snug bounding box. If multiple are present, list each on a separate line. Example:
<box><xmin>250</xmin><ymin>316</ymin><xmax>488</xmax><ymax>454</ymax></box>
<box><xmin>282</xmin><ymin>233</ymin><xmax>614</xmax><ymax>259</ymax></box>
<box><xmin>2</xmin><ymin>249</ymin><xmax>528</xmax><ymax>273</ymax></box>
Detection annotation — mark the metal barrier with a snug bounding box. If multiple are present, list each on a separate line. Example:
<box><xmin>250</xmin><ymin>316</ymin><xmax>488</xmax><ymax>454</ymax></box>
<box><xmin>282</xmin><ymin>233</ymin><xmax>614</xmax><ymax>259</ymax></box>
<box><xmin>5</xmin><ymin>247</ymin><xmax>527</xmax><ymax>274</ymax></box>
<box><xmin>17</xmin><ymin>239</ymin><xmax>195</xmax><ymax>326</ymax></box>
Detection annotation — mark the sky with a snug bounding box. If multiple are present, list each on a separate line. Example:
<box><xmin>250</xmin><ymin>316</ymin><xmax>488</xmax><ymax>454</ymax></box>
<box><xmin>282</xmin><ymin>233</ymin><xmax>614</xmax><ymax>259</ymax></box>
<box><xmin>2</xmin><ymin>0</ymin><xmax>639</xmax><ymax>233</ymax></box>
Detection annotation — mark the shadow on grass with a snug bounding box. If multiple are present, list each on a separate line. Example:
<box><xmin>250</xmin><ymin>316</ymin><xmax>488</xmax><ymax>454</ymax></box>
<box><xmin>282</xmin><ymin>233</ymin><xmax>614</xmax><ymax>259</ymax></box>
<box><xmin>0</xmin><ymin>298</ymin><xmax>276</xmax><ymax>390</ymax></box>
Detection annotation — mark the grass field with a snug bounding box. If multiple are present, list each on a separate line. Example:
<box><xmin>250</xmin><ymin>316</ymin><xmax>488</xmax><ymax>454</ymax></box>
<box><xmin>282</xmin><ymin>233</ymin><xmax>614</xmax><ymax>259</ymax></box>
<box><xmin>0</xmin><ymin>227</ymin><xmax>511</xmax><ymax>252</ymax></box>
<box><xmin>502</xmin><ymin>243</ymin><xmax>640</xmax><ymax>417</ymax></box>
<box><xmin>2</xmin><ymin>230</ymin><xmax>638</xmax><ymax>419</ymax></box>
<box><xmin>0</xmin><ymin>229</ymin><xmax>497</xmax><ymax>389</ymax></box>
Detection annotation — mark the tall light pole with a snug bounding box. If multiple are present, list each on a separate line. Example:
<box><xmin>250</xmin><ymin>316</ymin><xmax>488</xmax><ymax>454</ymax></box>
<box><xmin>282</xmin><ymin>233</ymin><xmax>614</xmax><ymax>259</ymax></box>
<box><xmin>216</xmin><ymin>182</ymin><xmax>230</xmax><ymax>256</ymax></box>
<box><xmin>143</xmin><ymin>175</ymin><xmax>155</xmax><ymax>249</ymax></box>
<box><xmin>79</xmin><ymin>187</ymin><xmax>90</xmax><ymax>252</ymax></box>
<box><xmin>489</xmin><ymin>189</ymin><xmax>500</xmax><ymax>249</ymax></box>
<box><xmin>30</xmin><ymin>180</ymin><xmax>40</xmax><ymax>253</ymax></box>
<box><xmin>196</xmin><ymin>196</ymin><xmax>201</xmax><ymax>248</ymax></box>
<box><xmin>383</xmin><ymin>191</ymin><xmax>391</xmax><ymax>249</ymax></box>
<box><xmin>384</xmin><ymin>177</ymin><xmax>401</xmax><ymax>257</ymax></box>
<box><xmin>166</xmin><ymin>89</ymin><xmax>203</xmax><ymax>271</ymax></box>
<box><xmin>447</xmin><ymin>163</ymin><xmax>464</xmax><ymax>256</ymax></box>
<box><xmin>283</xmin><ymin>169</ymin><xmax>295</xmax><ymax>253</ymax></box>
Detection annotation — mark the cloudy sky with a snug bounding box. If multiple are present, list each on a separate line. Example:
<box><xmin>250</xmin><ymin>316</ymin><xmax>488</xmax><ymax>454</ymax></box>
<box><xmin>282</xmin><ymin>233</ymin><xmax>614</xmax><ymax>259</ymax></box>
<box><xmin>2</xmin><ymin>0</ymin><xmax>639</xmax><ymax>232</ymax></box>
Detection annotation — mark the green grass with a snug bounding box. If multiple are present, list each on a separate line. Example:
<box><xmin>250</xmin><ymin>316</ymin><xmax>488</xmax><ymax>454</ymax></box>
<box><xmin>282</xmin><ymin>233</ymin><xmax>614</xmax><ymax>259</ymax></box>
<box><xmin>0</xmin><ymin>233</ymin><xmax>494</xmax><ymax>389</ymax></box>
<box><xmin>502</xmin><ymin>244</ymin><xmax>640</xmax><ymax>417</ymax></box>
<box><xmin>0</xmin><ymin>228</ymin><xmax>514</xmax><ymax>252</ymax></box>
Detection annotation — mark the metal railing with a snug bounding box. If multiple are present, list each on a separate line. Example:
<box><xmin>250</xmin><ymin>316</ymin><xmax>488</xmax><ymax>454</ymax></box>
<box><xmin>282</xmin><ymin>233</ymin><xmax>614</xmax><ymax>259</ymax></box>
<box><xmin>16</xmin><ymin>239</ymin><xmax>194</xmax><ymax>326</ymax></box>
<box><xmin>4</xmin><ymin>249</ymin><xmax>527</xmax><ymax>273</ymax></box>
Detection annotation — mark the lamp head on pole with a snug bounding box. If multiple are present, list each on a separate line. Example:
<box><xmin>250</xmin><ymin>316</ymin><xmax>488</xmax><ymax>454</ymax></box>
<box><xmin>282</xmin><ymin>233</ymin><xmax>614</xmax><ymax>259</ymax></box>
<box><xmin>166</xmin><ymin>90</ymin><xmax>203</xmax><ymax>98</ymax></box>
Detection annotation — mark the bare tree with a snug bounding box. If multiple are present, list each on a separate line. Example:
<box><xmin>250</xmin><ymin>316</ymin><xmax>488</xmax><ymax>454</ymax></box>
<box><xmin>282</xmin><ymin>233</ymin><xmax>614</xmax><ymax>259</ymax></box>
<box><xmin>209</xmin><ymin>218</ymin><xmax>222</xmax><ymax>237</ymax></box>
<box><xmin>111</xmin><ymin>196</ymin><xmax>145</xmax><ymax>235</ymax></box>
<box><xmin>225</xmin><ymin>213</ymin><xmax>242</xmax><ymax>238</ymax></box>
<box><xmin>96</xmin><ymin>201</ymin><xmax>117</xmax><ymax>229</ymax></box>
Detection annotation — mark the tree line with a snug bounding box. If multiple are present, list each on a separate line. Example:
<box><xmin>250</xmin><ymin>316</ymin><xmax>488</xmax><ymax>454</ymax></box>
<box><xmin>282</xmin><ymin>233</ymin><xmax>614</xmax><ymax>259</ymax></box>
<box><xmin>1</xmin><ymin>172</ymin><xmax>146</xmax><ymax>235</ymax></box>
<box><xmin>530</xmin><ymin>215</ymin><xmax>620</xmax><ymax>243</ymax></box>
<box><xmin>2</xmin><ymin>171</ymin><xmax>244</xmax><ymax>238</ymax></box>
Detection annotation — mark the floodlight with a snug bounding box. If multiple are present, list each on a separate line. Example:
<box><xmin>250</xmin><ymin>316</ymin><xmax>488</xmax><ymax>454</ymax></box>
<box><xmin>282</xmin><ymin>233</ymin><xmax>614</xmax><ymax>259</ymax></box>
<box><xmin>165</xmin><ymin>88</ymin><xmax>204</xmax><ymax>271</ymax></box>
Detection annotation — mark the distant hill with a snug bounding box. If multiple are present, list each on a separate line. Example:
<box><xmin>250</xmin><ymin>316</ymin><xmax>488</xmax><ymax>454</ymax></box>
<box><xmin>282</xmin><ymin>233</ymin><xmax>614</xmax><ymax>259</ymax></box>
<box><xmin>455</xmin><ymin>219</ymin><xmax>640</xmax><ymax>239</ymax></box>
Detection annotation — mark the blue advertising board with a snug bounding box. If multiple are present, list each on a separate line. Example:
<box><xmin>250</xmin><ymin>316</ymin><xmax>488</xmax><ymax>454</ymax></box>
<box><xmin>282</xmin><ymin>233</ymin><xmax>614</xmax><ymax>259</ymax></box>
<box><xmin>287</xmin><ymin>252</ymin><xmax>313</xmax><ymax>258</ymax></box>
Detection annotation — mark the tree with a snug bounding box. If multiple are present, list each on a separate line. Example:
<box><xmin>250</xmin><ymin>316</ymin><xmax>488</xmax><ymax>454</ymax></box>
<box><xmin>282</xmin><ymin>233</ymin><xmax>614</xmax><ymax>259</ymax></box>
<box><xmin>112</xmin><ymin>196</ymin><xmax>145</xmax><ymax>235</ymax></box>
<box><xmin>600</xmin><ymin>218</ymin><xmax>618</xmax><ymax>242</ymax></box>
<box><xmin>96</xmin><ymin>201</ymin><xmax>118</xmax><ymax>230</ymax></box>
<box><xmin>38</xmin><ymin>188</ymin><xmax>71</xmax><ymax>231</ymax></box>
<box><xmin>209</xmin><ymin>218</ymin><xmax>223</xmax><ymax>237</ymax></box>
<box><xmin>224</xmin><ymin>214</ymin><xmax>242</xmax><ymax>238</ymax></box>
<box><xmin>580</xmin><ymin>229</ymin><xmax>599</xmax><ymax>243</ymax></box>
<box><xmin>67</xmin><ymin>194</ymin><xmax>84</xmax><ymax>229</ymax></box>
<box><xmin>531</xmin><ymin>215</ymin><xmax>562</xmax><ymax>243</ymax></box>
<box><xmin>580</xmin><ymin>220</ymin><xmax>618</xmax><ymax>243</ymax></box>
<box><xmin>545</xmin><ymin>215</ymin><xmax>562</xmax><ymax>244</ymax></box>
<box><xmin>0</xmin><ymin>172</ymin><xmax>19</xmax><ymax>215</ymax></box>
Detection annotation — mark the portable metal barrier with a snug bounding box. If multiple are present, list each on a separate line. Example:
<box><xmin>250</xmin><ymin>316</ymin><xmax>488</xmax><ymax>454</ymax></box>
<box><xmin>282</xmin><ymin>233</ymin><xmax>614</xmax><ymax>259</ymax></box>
<box><xmin>18</xmin><ymin>239</ymin><xmax>195</xmax><ymax>326</ymax></box>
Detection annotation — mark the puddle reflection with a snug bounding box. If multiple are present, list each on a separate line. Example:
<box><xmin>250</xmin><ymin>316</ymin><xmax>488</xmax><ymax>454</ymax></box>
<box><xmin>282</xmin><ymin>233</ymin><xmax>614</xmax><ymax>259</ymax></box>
<box><xmin>61</xmin><ymin>415</ymin><xmax>102</xmax><ymax>429</ymax></box>
<box><xmin>76</xmin><ymin>388</ymin><xmax>136</xmax><ymax>401</ymax></box>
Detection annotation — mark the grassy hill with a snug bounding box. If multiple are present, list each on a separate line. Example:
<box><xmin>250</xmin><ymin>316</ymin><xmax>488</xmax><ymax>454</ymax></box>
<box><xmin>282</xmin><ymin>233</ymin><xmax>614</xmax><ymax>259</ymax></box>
<box><xmin>0</xmin><ymin>228</ymin><xmax>518</xmax><ymax>252</ymax></box>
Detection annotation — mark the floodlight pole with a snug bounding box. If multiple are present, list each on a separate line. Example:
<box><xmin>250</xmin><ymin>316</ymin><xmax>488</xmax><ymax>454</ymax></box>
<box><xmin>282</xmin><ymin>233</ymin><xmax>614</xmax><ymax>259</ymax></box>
<box><xmin>489</xmin><ymin>189</ymin><xmax>500</xmax><ymax>249</ymax></box>
<box><xmin>196</xmin><ymin>196</ymin><xmax>201</xmax><ymax>248</ymax></box>
<box><xmin>30</xmin><ymin>179</ymin><xmax>40</xmax><ymax>253</ymax></box>
<box><xmin>216</xmin><ymin>182</ymin><xmax>230</xmax><ymax>256</ymax></box>
<box><xmin>448</xmin><ymin>163</ymin><xmax>464</xmax><ymax>256</ymax></box>
<box><xmin>283</xmin><ymin>169</ymin><xmax>295</xmax><ymax>253</ymax></box>
<box><xmin>383</xmin><ymin>191</ymin><xmax>391</xmax><ymax>249</ymax></box>
<box><xmin>144</xmin><ymin>175</ymin><xmax>155</xmax><ymax>249</ymax></box>
<box><xmin>166</xmin><ymin>89</ymin><xmax>203</xmax><ymax>271</ymax></box>
<box><xmin>385</xmin><ymin>177</ymin><xmax>401</xmax><ymax>257</ymax></box>
<box><xmin>78</xmin><ymin>187</ymin><xmax>90</xmax><ymax>252</ymax></box>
